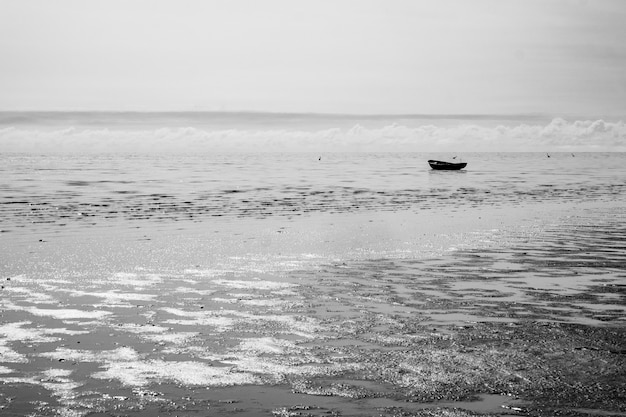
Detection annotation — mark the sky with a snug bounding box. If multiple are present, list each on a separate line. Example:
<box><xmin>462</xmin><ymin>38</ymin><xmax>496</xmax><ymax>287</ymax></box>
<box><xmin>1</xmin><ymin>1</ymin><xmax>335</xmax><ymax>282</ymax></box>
<box><xmin>1</xmin><ymin>0</ymin><xmax>625</xmax><ymax>117</ymax></box>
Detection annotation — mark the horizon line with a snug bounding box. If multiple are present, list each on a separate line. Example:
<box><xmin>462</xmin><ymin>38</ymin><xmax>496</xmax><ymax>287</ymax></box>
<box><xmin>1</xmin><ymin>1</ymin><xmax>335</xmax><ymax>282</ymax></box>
<box><xmin>1</xmin><ymin>110</ymin><xmax>622</xmax><ymax>123</ymax></box>
<box><xmin>0</xmin><ymin>109</ymin><xmax>583</xmax><ymax>119</ymax></box>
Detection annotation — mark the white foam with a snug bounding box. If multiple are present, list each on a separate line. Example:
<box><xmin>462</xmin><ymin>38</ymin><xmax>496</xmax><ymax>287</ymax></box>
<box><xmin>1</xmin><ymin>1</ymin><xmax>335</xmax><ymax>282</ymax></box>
<box><xmin>161</xmin><ymin>307</ymin><xmax>210</xmax><ymax>317</ymax></box>
<box><xmin>67</xmin><ymin>289</ymin><xmax>157</xmax><ymax>303</ymax></box>
<box><xmin>145</xmin><ymin>332</ymin><xmax>198</xmax><ymax>344</ymax></box>
<box><xmin>40</xmin><ymin>347</ymin><xmax>140</xmax><ymax>363</ymax></box>
<box><xmin>0</xmin><ymin>375</ymin><xmax>39</xmax><ymax>385</ymax></box>
<box><xmin>0</xmin><ymin>321</ymin><xmax>88</xmax><ymax>343</ymax></box>
<box><xmin>0</xmin><ymin>345</ymin><xmax>28</xmax><ymax>363</ymax></box>
<box><xmin>3</xmin><ymin>298</ymin><xmax>109</xmax><ymax>322</ymax></box>
<box><xmin>45</xmin><ymin>328</ymin><xmax>89</xmax><ymax>336</ymax></box>
<box><xmin>173</xmin><ymin>286</ymin><xmax>216</xmax><ymax>296</ymax></box>
<box><xmin>1</xmin><ymin>321</ymin><xmax>55</xmax><ymax>343</ymax></box>
<box><xmin>42</xmin><ymin>368</ymin><xmax>74</xmax><ymax>378</ymax></box>
<box><xmin>92</xmin><ymin>360</ymin><xmax>260</xmax><ymax>387</ymax></box>
<box><xmin>239</xmin><ymin>298</ymin><xmax>293</xmax><ymax>307</ymax></box>
<box><xmin>40</xmin><ymin>278</ymin><xmax>74</xmax><ymax>286</ymax></box>
<box><xmin>161</xmin><ymin>307</ymin><xmax>236</xmax><ymax>330</ymax></box>
<box><xmin>24</xmin><ymin>306</ymin><xmax>112</xmax><ymax>320</ymax></box>
<box><xmin>92</xmin><ymin>303</ymin><xmax>135</xmax><ymax>309</ymax></box>
<box><xmin>159</xmin><ymin>308</ymin><xmax>321</xmax><ymax>338</ymax></box>
<box><xmin>212</xmin><ymin>279</ymin><xmax>296</xmax><ymax>291</ymax></box>
<box><xmin>0</xmin><ymin>365</ymin><xmax>14</xmax><ymax>374</ymax></box>
<box><xmin>0</xmin><ymin>369</ymin><xmax>85</xmax><ymax>417</ymax></box>
<box><xmin>211</xmin><ymin>297</ymin><xmax>239</xmax><ymax>304</ymax></box>
<box><xmin>222</xmin><ymin>356</ymin><xmax>355</xmax><ymax>382</ymax></box>
<box><xmin>237</xmin><ymin>337</ymin><xmax>299</xmax><ymax>355</ymax></box>
<box><xmin>40</xmin><ymin>368</ymin><xmax>83</xmax><ymax>403</ymax></box>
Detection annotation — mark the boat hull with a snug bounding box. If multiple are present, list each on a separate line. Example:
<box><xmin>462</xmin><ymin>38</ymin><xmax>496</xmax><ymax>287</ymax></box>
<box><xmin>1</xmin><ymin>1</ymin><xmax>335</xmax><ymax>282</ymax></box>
<box><xmin>428</xmin><ymin>160</ymin><xmax>467</xmax><ymax>170</ymax></box>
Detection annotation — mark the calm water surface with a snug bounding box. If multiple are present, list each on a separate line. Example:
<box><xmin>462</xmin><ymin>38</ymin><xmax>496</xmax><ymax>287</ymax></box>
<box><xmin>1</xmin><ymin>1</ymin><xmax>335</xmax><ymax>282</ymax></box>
<box><xmin>2</xmin><ymin>152</ymin><xmax>624</xmax><ymax>234</ymax></box>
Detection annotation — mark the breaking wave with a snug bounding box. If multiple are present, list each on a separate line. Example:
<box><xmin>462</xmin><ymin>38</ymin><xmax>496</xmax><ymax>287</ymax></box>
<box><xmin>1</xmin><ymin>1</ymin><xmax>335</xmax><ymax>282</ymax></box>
<box><xmin>1</xmin><ymin>116</ymin><xmax>625</xmax><ymax>153</ymax></box>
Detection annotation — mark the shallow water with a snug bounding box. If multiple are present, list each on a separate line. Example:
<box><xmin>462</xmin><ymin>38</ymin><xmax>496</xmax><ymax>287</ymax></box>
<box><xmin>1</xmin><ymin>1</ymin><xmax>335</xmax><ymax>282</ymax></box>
<box><xmin>1</xmin><ymin>151</ymin><xmax>625</xmax><ymax>416</ymax></box>
<box><xmin>1</xmin><ymin>152</ymin><xmax>624</xmax><ymax>233</ymax></box>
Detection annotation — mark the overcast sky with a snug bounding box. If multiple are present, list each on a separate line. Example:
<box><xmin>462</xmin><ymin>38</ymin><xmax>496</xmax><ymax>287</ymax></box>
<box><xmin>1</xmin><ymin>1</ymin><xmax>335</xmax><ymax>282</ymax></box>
<box><xmin>1</xmin><ymin>0</ymin><xmax>625</xmax><ymax>117</ymax></box>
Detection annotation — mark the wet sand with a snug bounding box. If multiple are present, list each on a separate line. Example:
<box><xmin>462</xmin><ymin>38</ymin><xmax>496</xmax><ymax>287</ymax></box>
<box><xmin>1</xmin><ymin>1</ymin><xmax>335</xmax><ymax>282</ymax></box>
<box><xmin>1</xmin><ymin>202</ymin><xmax>625</xmax><ymax>416</ymax></box>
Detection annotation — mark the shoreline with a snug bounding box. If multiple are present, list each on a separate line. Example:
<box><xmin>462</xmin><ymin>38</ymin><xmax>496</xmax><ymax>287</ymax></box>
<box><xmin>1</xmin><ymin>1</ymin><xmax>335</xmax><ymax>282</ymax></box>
<box><xmin>1</xmin><ymin>201</ymin><xmax>625</xmax><ymax>416</ymax></box>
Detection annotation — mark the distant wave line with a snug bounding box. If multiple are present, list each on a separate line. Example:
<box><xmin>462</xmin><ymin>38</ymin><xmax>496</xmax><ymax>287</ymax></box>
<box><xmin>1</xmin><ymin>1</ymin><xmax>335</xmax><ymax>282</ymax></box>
<box><xmin>1</xmin><ymin>118</ymin><xmax>624</xmax><ymax>153</ymax></box>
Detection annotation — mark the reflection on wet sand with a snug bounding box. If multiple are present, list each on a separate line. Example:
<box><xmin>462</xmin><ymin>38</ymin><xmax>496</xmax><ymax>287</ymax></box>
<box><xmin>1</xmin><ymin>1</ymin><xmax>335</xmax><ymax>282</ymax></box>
<box><xmin>1</xmin><ymin>212</ymin><xmax>624</xmax><ymax>416</ymax></box>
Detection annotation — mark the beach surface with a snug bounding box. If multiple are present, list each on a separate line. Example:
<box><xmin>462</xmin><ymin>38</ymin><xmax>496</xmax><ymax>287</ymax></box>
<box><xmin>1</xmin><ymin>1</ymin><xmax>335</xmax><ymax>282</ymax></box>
<box><xmin>1</xmin><ymin>150</ymin><xmax>625</xmax><ymax>417</ymax></box>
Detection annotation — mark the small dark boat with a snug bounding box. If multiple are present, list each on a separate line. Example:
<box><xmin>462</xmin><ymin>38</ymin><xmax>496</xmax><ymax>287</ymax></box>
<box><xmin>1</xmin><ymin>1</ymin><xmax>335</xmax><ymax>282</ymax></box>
<box><xmin>428</xmin><ymin>159</ymin><xmax>467</xmax><ymax>170</ymax></box>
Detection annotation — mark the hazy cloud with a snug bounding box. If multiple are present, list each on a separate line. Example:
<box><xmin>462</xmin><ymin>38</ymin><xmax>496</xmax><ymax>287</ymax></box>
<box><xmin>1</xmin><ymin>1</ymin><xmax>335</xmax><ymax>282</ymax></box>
<box><xmin>1</xmin><ymin>1</ymin><xmax>625</xmax><ymax>115</ymax></box>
